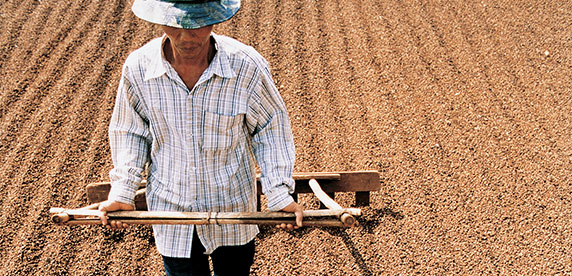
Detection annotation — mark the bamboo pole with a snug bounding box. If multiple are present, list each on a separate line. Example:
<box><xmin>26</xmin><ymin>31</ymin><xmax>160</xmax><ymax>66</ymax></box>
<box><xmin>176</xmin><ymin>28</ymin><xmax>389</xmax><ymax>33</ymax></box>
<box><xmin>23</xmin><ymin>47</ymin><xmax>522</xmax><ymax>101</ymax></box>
<box><xmin>49</xmin><ymin>207</ymin><xmax>361</xmax><ymax>227</ymax></box>
<box><xmin>51</xmin><ymin>178</ymin><xmax>363</xmax><ymax>227</ymax></box>
<box><xmin>52</xmin><ymin>218</ymin><xmax>349</xmax><ymax>227</ymax></box>
<box><xmin>49</xmin><ymin>208</ymin><xmax>361</xmax><ymax>219</ymax></box>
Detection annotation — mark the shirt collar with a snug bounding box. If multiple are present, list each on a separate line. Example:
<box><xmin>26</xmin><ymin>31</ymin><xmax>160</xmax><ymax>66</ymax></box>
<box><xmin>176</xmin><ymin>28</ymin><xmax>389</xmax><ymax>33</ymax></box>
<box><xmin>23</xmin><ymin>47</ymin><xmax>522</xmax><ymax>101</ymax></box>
<box><xmin>144</xmin><ymin>33</ymin><xmax>236</xmax><ymax>82</ymax></box>
<box><xmin>143</xmin><ymin>35</ymin><xmax>168</xmax><ymax>81</ymax></box>
<box><xmin>209</xmin><ymin>34</ymin><xmax>237</xmax><ymax>79</ymax></box>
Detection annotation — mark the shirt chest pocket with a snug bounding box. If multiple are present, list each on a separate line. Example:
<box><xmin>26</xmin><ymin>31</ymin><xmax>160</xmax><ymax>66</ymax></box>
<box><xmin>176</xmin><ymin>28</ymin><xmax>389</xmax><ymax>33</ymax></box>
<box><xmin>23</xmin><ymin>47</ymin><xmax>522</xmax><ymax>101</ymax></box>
<box><xmin>202</xmin><ymin>111</ymin><xmax>246</xmax><ymax>151</ymax></box>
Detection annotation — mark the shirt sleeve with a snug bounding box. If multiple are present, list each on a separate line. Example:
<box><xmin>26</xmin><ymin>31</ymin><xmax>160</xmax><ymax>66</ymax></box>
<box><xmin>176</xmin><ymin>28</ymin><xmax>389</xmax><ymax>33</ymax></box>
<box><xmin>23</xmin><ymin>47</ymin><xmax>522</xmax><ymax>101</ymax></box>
<box><xmin>107</xmin><ymin>65</ymin><xmax>151</xmax><ymax>206</ymax></box>
<box><xmin>246</xmin><ymin>62</ymin><xmax>296</xmax><ymax>212</ymax></box>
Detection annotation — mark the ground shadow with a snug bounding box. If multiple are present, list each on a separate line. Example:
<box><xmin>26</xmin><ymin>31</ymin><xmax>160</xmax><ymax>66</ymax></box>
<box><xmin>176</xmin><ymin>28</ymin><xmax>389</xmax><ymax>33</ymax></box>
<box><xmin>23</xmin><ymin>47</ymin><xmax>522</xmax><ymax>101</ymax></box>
<box><xmin>256</xmin><ymin>206</ymin><xmax>403</xmax><ymax>275</ymax></box>
<box><xmin>359</xmin><ymin>206</ymin><xmax>404</xmax><ymax>234</ymax></box>
<box><xmin>325</xmin><ymin>227</ymin><xmax>374</xmax><ymax>276</ymax></box>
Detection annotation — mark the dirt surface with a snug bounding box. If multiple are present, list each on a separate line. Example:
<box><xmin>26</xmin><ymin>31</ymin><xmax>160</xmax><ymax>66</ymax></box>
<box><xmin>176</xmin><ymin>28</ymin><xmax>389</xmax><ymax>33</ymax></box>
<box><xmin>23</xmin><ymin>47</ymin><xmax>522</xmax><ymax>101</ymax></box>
<box><xmin>1</xmin><ymin>0</ymin><xmax>572</xmax><ymax>275</ymax></box>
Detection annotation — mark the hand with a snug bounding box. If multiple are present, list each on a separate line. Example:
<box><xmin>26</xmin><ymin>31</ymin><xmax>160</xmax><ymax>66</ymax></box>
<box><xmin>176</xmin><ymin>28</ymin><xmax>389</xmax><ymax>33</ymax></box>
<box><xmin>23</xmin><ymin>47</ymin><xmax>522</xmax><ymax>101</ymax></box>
<box><xmin>276</xmin><ymin>201</ymin><xmax>303</xmax><ymax>230</ymax></box>
<box><xmin>98</xmin><ymin>200</ymin><xmax>134</xmax><ymax>230</ymax></box>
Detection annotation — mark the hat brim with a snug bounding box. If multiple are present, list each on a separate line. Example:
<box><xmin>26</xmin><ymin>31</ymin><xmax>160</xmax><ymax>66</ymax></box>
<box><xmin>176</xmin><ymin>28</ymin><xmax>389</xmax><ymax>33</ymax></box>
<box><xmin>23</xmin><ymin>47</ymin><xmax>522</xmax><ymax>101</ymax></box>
<box><xmin>132</xmin><ymin>0</ymin><xmax>240</xmax><ymax>29</ymax></box>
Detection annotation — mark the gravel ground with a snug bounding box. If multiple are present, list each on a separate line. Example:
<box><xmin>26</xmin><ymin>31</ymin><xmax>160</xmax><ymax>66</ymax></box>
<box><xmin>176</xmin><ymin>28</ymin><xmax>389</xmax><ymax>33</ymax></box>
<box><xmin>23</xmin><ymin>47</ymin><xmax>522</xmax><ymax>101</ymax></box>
<box><xmin>1</xmin><ymin>0</ymin><xmax>571</xmax><ymax>275</ymax></box>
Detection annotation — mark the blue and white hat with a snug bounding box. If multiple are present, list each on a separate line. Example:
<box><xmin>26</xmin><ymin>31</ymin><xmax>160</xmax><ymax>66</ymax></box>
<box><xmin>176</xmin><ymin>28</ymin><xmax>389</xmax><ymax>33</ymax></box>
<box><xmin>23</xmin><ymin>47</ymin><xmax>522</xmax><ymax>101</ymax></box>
<box><xmin>132</xmin><ymin>0</ymin><xmax>241</xmax><ymax>29</ymax></box>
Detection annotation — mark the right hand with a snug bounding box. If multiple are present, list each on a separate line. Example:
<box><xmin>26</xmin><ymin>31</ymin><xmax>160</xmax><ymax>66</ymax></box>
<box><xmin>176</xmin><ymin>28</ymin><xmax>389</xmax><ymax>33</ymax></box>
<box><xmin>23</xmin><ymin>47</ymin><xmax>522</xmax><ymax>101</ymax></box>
<box><xmin>98</xmin><ymin>200</ymin><xmax>134</xmax><ymax>230</ymax></box>
<box><xmin>276</xmin><ymin>201</ymin><xmax>304</xmax><ymax>230</ymax></box>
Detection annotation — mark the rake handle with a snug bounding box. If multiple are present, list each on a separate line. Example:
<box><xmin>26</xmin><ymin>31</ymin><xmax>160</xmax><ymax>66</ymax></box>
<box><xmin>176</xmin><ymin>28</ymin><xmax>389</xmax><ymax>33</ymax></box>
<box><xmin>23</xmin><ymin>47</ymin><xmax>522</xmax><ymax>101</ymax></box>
<box><xmin>55</xmin><ymin>218</ymin><xmax>351</xmax><ymax>227</ymax></box>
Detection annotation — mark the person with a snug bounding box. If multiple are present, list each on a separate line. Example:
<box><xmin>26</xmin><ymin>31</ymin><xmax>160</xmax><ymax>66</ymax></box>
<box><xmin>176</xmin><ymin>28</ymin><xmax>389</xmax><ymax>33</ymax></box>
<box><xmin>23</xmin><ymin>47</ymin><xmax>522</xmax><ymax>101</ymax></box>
<box><xmin>96</xmin><ymin>0</ymin><xmax>303</xmax><ymax>275</ymax></box>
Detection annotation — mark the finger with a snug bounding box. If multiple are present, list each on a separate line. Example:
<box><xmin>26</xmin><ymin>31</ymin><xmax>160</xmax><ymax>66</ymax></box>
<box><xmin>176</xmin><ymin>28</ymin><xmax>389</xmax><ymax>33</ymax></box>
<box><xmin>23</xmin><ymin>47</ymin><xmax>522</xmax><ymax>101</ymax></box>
<box><xmin>295</xmin><ymin>205</ymin><xmax>303</xmax><ymax>227</ymax></box>
<box><xmin>296</xmin><ymin>212</ymin><xmax>303</xmax><ymax>228</ymax></box>
<box><xmin>113</xmin><ymin>220</ymin><xmax>125</xmax><ymax>229</ymax></box>
<box><xmin>98</xmin><ymin>207</ymin><xmax>108</xmax><ymax>226</ymax></box>
<box><xmin>121</xmin><ymin>222</ymin><xmax>129</xmax><ymax>229</ymax></box>
<box><xmin>113</xmin><ymin>220</ymin><xmax>123</xmax><ymax>230</ymax></box>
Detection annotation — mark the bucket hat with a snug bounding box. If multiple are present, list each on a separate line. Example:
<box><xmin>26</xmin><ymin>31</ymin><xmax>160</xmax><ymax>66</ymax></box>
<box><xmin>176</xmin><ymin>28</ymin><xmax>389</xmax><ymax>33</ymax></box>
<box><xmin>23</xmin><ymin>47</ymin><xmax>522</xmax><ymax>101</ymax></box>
<box><xmin>132</xmin><ymin>0</ymin><xmax>241</xmax><ymax>29</ymax></box>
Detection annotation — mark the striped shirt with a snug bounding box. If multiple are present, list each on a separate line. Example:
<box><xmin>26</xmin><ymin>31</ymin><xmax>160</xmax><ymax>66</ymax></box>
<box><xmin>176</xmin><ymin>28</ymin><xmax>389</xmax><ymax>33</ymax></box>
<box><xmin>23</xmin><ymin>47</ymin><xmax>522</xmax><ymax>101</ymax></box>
<box><xmin>107</xmin><ymin>33</ymin><xmax>295</xmax><ymax>256</ymax></box>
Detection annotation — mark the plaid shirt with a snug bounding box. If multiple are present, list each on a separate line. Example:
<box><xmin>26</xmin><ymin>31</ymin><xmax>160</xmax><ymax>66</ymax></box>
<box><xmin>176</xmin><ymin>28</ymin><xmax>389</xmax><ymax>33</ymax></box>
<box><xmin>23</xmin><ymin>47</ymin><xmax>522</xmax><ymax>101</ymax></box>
<box><xmin>107</xmin><ymin>33</ymin><xmax>295</xmax><ymax>256</ymax></box>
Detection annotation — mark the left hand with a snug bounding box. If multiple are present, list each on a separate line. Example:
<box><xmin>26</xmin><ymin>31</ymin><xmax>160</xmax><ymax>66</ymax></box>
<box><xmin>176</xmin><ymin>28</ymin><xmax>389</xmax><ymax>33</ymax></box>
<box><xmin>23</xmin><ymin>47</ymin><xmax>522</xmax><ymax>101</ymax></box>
<box><xmin>98</xmin><ymin>200</ymin><xmax>135</xmax><ymax>230</ymax></box>
<box><xmin>276</xmin><ymin>201</ymin><xmax>303</xmax><ymax>230</ymax></box>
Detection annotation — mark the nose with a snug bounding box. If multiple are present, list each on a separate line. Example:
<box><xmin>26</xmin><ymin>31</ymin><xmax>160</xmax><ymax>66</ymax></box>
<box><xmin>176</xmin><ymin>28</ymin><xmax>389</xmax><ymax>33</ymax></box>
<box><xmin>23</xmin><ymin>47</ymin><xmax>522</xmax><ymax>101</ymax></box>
<box><xmin>179</xmin><ymin>29</ymin><xmax>197</xmax><ymax>42</ymax></box>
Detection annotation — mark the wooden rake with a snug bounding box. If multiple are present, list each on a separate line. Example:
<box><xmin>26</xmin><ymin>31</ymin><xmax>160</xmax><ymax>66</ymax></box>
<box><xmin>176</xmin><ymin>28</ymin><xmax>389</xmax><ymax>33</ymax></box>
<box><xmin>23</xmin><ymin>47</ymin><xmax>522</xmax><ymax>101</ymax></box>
<box><xmin>50</xmin><ymin>171</ymin><xmax>379</xmax><ymax>227</ymax></box>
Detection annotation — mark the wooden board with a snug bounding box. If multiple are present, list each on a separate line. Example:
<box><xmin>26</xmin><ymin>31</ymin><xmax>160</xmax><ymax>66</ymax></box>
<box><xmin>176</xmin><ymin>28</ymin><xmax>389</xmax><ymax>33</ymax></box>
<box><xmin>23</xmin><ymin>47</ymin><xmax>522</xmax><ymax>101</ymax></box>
<box><xmin>86</xmin><ymin>171</ymin><xmax>380</xmax><ymax>209</ymax></box>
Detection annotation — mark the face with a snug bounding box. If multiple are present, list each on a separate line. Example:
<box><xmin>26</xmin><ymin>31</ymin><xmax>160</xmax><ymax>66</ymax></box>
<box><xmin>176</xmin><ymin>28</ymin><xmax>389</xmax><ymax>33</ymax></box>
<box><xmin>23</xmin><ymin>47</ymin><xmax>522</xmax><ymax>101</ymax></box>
<box><xmin>161</xmin><ymin>25</ymin><xmax>214</xmax><ymax>60</ymax></box>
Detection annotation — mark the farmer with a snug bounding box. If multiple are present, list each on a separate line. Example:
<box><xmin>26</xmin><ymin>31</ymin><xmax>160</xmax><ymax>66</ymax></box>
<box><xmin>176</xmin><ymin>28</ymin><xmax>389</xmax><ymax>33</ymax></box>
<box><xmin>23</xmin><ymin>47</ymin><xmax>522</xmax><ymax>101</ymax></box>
<box><xmin>97</xmin><ymin>0</ymin><xmax>302</xmax><ymax>275</ymax></box>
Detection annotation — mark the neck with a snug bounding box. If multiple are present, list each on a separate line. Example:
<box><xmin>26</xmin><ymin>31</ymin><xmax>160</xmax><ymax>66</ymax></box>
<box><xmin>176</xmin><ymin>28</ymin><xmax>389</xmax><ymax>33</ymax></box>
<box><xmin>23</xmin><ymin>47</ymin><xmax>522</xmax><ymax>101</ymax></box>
<box><xmin>164</xmin><ymin>37</ymin><xmax>215</xmax><ymax>68</ymax></box>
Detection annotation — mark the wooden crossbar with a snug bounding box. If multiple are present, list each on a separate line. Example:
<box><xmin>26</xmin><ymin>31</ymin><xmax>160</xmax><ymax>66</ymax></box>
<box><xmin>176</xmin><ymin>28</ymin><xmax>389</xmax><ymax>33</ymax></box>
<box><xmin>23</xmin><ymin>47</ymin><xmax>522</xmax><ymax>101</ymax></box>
<box><xmin>86</xmin><ymin>171</ymin><xmax>380</xmax><ymax>210</ymax></box>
